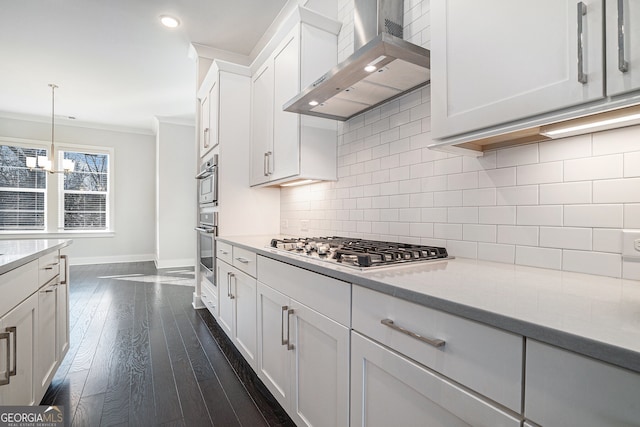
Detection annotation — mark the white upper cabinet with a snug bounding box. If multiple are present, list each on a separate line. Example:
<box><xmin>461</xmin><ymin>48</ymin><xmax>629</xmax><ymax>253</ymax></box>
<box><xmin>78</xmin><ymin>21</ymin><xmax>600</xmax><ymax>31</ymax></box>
<box><xmin>250</xmin><ymin>7</ymin><xmax>341</xmax><ymax>187</ymax></box>
<box><xmin>432</xmin><ymin>0</ymin><xmax>604</xmax><ymax>140</ymax></box>
<box><xmin>606</xmin><ymin>0</ymin><xmax>640</xmax><ymax>96</ymax></box>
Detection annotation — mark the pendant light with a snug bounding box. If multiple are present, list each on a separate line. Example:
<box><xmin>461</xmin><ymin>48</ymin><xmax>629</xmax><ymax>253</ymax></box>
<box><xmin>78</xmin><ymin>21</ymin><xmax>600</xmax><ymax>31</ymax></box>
<box><xmin>26</xmin><ymin>84</ymin><xmax>75</xmax><ymax>173</ymax></box>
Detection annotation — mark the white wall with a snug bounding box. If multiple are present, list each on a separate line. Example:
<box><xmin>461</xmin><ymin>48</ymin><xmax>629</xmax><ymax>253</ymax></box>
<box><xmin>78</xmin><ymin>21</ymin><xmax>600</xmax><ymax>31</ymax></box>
<box><xmin>155</xmin><ymin>119</ymin><xmax>196</xmax><ymax>268</ymax></box>
<box><xmin>0</xmin><ymin>116</ymin><xmax>156</xmax><ymax>264</ymax></box>
<box><xmin>279</xmin><ymin>0</ymin><xmax>640</xmax><ymax>280</ymax></box>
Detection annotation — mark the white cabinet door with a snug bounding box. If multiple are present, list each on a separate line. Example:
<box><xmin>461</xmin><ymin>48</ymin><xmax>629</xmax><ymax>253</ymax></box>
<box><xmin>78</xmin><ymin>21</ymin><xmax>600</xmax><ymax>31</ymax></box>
<box><xmin>256</xmin><ymin>282</ymin><xmax>291</xmax><ymax>410</ymax></box>
<box><xmin>432</xmin><ymin>0</ymin><xmax>604</xmax><ymax>139</ymax></box>
<box><xmin>606</xmin><ymin>0</ymin><xmax>640</xmax><ymax>96</ymax></box>
<box><xmin>525</xmin><ymin>339</ymin><xmax>640</xmax><ymax>426</ymax></box>
<box><xmin>207</xmin><ymin>81</ymin><xmax>219</xmax><ymax>151</ymax></box>
<box><xmin>350</xmin><ymin>332</ymin><xmax>521</xmax><ymax>427</ymax></box>
<box><xmin>289</xmin><ymin>301</ymin><xmax>350</xmax><ymax>427</ymax></box>
<box><xmin>199</xmin><ymin>93</ymin><xmax>210</xmax><ymax>158</ymax></box>
<box><xmin>250</xmin><ymin>63</ymin><xmax>274</xmax><ymax>186</ymax></box>
<box><xmin>0</xmin><ymin>293</ymin><xmax>37</xmax><ymax>406</ymax></box>
<box><xmin>56</xmin><ymin>276</ymin><xmax>69</xmax><ymax>361</ymax></box>
<box><xmin>217</xmin><ymin>261</ymin><xmax>234</xmax><ymax>339</ymax></box>
<box><xmin>231</xmin><ymin>268</ymin><xmax>257</xmax><ymax>370</ymax></box>
<box><xmin>272</xmin><ymin>31</ymin><xmax>301</xmax><ymax>182</ymax></box>
<box><xmin>36</xmin><ymin>279</ymin><xmax>58</xmax><ymax>399</ymax></box>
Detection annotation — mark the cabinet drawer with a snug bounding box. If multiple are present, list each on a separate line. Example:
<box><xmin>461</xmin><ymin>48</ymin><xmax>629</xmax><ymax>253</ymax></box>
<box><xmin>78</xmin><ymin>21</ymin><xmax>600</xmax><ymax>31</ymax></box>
<box><xmin>0</xmin><ymin>260</ymin><xmax>39</xmax><ymax>316</ymax></box>
<box><xmin>232</xmin><ymin>246</ymin><xmax>257</xmax><ymax>278</ymax></box>
<box><xmin>352</xmin><ymin>286</ymin><xmax>523</xmax><ymax>412</ymax></box>
<box><xmin>525</xmin><ymin>340</ymin><xmax>640</xmax><ymax>426</ymax></box>
<box><xmin>257</xmin><ymin>256</ymin><xmax>350</xmax><ymax>327</ymax></box>
<box><xmin>38</xmin><ymin>251</ymin><xmax>60</xmax><ymax>286</ymax></box>
<box><xmin>217</xmin><ymin>241</ymin><xmax>233</xmax><ymax>265</ymax></box>
<box><xmin>201</xmin><ymin>279</ymin><xmax>217</xmax><ymax>316</ymax></box>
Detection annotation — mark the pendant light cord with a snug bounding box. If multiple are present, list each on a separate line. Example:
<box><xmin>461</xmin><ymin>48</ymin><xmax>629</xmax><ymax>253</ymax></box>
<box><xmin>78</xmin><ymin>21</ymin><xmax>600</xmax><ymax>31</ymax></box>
<box><xmin>49</xmin><ymin>83</ymin><xmax>58</xmax><ymax>170</ymax></box>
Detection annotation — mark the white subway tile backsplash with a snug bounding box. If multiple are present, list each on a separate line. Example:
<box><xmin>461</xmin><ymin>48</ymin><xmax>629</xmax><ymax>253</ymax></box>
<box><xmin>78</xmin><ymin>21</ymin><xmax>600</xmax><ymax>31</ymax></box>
<box><xmin>479</xmin><ymin>206</ymin><xmax>516</xmax><ymax>225</ymax></box>
<box><xmin>497</xmin><ymin>185</ymin><xmax>538</xmax><ymax>206</ymax></box>
<box><xmin>448</xmin><ymin>207</ymin><xmax>478</xmax><ymax>224</ymax></box>
<box><xmin>564</xmin><ymin>204</ymin><xmax>623</xmax><ymax>228</ymax></box>
<box><xmin>479</xmin><ymin>167</ymin><xmax>516</xmax><ymax>188</ymax></box>
<box><xmin>539</xmin><ymin>182</ymin><xmax>592</xmax><ymax>205</ymax></box>
<box><xmin>563</xmin><ymin>251</ymin><xmax>622</xmax><ymax>278</ymax></box>
<box><xmin>517</xmin><ymin>161</ymin><xmax>563</xmax><ymax>185</ymax></box>
<box><xmin>478</xmin><ymin>243</ymin><xmax>516</xmax><ymax>264</ymax></box>
<box><xmin>624</xmin><ymin>204</ymin><xmax>640</xmax><ymax>228</ymax></box>
<box><xmin>593</xmin><ymin>178</ymin><xmax>640</xmax><ymax>203</ymax></box>
<box><xmin>516</xmin><ymin>246</ymin><xmax>562</xmax><ymax>270</ymax></box>
<box><xmin>564</xmin><ymin>154</ymin><xmax>623</xmax><ymax>182</ymax></box>
<box><xmin>497</xmin><ymin>225</ymin><xmax>539</xmax><ymax>246</ymax></box>
<box><xmin>447</xmin><ymin>172</ymin><xmax>478</xmax><ymax>190</ymax></box>
<box><xmin>539</xmin><ymin>227</ymin><xmax>592</xmax><ymax>250</ymax></box>
<box><xmin>277</xmin><ymin>0</ymin><xmax>640</xmax><ymax>281</ymax></box>
<box><xmin>463</xmin><ymin>188</ymin><xmax>496</xmax><ymax>206</ymax></box>
<box><xmin>517</xmin><ymin>206</ymin><xmax>563</xmax><ymax>226</ymax></box>
<box><xmin>539</xmin><ymin>134</ymin><xmax>591</xmax><ymax>162</ymax></box>
<box><xmin>593</xmin><ymin>229</ymin><xmax>622</xmax><ymax>254</ymax></box>
<box><xmin>434</xmin><ymin>223</ymin><xmax>463</xmax><ymax>240</ymax></box>
<box><xmin>463</xmin><ymin>224</ymin><xmax>497</xmax><ymax>242</ymax></box>
<box><xmin>624</xmin><ymin>151</ymin><xmax>640</xmax><ymax>177</ymax></box>
<box><xmin>592</xmin><ymin>125</ymin><xmax>640</xmax><ymax>155</ymax></box>
<box><xmin>497</xmin><ymin>144</ymin><xmax>538</xmax><ymax>167</ymax></box>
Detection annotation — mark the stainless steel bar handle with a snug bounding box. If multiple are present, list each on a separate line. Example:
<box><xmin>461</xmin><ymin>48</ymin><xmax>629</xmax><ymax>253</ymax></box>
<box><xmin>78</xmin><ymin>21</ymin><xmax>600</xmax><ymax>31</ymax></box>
<box><xmin>60</xmin><ymin>254</ymin><xmax>69</xmax><ymax>285</ymax></box>
<box><xmin>264</xmin><ymin>152</ymin><xmax>269</xmax><ymax>176</ymax></box>
<box><xmin>281</xmin><ymin>306</ymin><xmax>289</xmax><ymax>346</ymax></box>
<box><xmin>7</xmin><ymin>327</ymin><xmax>16</xmax><ymax>377</ymax></box>
<box><xmin>618</xmin><ymin>0</ymin><xmax>629</xmax><ymax>72</ymax></box>
<box><xmin>227</xmin><ymin>272</ymin><xmax>235</xmax><ymax>299</ymax></box>
<box><xmin>44</xmin><ymin>262</ymin><xmax>59</xmax><ymax>271</ymax></box>
<box><xmin>203</xmin><ymin>127</ymin><xmax>210</xmax><ymax>148</ymax></box>
<box><xmin>195</xmin><ymin>227</ymin><xmax>216</xmax><ymax>233</ymax></box>
<box><xmin>266</xmin><ymin>151</ymin><xmax>273</xmax><ymax>175</ymax></box>
<box><xmin>219</xmin><ymin>249</ymin><xmax>229</xmax><ymax>255</ymax></box>
<box><xmin>42</xmin><ymin>285</ymin><xmax>58</xmax><ymax>293</ymax></box>
<box><xmin>0</xmin><ymin>331</ymin><xmax>10</xmax><ymax>386</ymax></box>
<box><xmin>380</xmin><ymin>319</ymin><xmax>445</xmax><ymax>348</ymax></box>
<box><xmin>577</xmin><ymin>1</ymin><xmax>588</xmax><ymax>84</ymax></box>
<box><xmin>235</xmin><ymin>257</ymin><xmax>250</xmax><ymax>264</ymax></box>
<box><xmin>286</xmin><ymin>309</ymin><xmax>294</xmax><ymax>350</ymax></box>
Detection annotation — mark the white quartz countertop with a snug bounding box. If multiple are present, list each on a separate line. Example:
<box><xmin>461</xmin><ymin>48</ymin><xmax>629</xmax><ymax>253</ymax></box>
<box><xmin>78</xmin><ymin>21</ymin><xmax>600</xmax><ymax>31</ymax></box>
<box><xmin>0</xmin><ymin>239</ymin><xmax>72</xmax><ymax>275</ymax></box>
<box><xmin>218</xmin><ymin>235</ymin><xmax>640</xmax><ymax>373</ymax></box>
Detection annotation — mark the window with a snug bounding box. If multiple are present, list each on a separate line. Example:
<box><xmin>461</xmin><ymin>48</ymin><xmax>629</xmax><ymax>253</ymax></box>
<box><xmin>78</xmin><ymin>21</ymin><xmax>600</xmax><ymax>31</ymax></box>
<box><xmin>59</xmin><ymin>150</ymin><xmax>110</xmax><ymax>230</ymax></box>
<box><xmin>0</xmin><ymin>144</ymin><xmax>47</xmax><ymax>230</ymax></box>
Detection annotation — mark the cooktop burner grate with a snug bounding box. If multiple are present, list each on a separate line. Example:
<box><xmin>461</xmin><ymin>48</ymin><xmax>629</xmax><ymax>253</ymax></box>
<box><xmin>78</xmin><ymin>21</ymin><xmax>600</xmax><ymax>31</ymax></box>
<box><xmin>270</xmin><ymin>236</ymin><xmax>449</xmax><ymax>268</ymax></box>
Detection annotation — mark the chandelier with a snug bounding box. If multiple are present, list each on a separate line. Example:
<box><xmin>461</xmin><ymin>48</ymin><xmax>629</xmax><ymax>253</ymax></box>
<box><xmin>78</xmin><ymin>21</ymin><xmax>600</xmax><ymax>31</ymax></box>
<box><xmin>26</xmin><ymin>84</ymin><xmax>74</xmax><ymax>173</ymax></box>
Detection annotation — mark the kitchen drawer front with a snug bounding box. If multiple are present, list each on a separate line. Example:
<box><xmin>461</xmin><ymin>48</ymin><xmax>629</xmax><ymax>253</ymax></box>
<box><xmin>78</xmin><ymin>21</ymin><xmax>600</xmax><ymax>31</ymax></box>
<box><xmin>257</xmin><ymin>256</ymin><xmax>350</xmax><ymax>327</ymax></box>
<box><xmin>217</xmin><ymin>241</ymin><xmax>233</xmax><ymax>265</ymax></box>
<box><xmin>201</xmin><ymin>279</ymin><xmax>217</xmax><ymax>316</ymax></box>
<box><xmin>352</xmin><ymin>286</ymin><xmax>523</xmax><ymax>412</ymax></box>
<box><xmin>0</xmin><ymin>260</ymin><xmax>39</xmax><ymax>316</ymax></box>
<box><xmin>38</xmin><ymin>251</ymin><xmax>60</xmax><ymax>286</ymax></box>
<box><xmin>232</xmin><ymin>246</ymin><xmax>257</xmax><ymax>278</ymax></box>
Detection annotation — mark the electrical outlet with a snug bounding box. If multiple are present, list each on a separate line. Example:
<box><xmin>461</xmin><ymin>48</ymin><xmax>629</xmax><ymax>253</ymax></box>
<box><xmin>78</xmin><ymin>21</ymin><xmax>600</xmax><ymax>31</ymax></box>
<box><xmin>622</xmin><ymin>230</ymin><xmax>640</xmax><ymax>259</ymax></box>
<box><xmin>301</xmin><ymin>220</ymin><xmax>309</xmax><ymax>232</ymax></box>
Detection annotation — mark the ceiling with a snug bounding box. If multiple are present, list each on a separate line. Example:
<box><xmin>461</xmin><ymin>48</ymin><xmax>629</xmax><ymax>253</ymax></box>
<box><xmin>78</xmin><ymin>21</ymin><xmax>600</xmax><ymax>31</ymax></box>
<box><xmin>0</xmin><ymin>0</ymin><xmax>289</xmax><ymax>134</ymax></box>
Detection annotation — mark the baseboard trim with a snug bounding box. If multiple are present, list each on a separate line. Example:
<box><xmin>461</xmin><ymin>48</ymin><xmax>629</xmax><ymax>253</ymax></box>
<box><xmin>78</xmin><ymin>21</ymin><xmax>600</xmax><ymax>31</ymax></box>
<box><xmin>155</xmin><ymin>258</ymin><xmax>196</xmax><ymax>269</ymax></box>
<box><xmin>69</xmin><ymin>254</ymin><xmax>156</xmax><ymax>266</ymax></box>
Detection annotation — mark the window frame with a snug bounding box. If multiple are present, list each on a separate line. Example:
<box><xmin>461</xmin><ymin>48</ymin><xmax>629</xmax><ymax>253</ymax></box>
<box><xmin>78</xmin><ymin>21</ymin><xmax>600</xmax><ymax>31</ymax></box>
<box><xmin>0</xmin><ymin>137</ymin><xmax>115</xmax><ymax>236</ymax></box>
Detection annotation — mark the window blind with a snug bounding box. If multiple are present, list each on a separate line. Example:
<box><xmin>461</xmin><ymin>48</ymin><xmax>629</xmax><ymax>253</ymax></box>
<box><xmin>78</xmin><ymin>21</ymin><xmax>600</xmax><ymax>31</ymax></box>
<box><xmin>59</xmin><ymin>150</ymin><xmax>109</xmax><ymax>230</ymax></box>
<box><xmin>0</xmin><ymin>144</ymin><xmax>47</xmax><ymax>230</ymax></box>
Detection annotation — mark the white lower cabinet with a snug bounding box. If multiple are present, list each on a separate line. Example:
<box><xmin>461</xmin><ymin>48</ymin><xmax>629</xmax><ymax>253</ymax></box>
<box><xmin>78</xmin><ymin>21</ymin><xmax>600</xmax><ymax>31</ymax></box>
<box><xmin>36</xmin><ymin>279</ymin><xmax>58</xmax><ymax>399</ymax></box>
<box><xmin>217</xmin><ymin>259</ymin><xmax>257</xmax><ymax>370</ymax></box>
<box><xmin>525</xmin><ymin>339</ymin><xmax>640</xmax><ymax>426</ymax></box>
<box><xmin>351</xmin><ymin>332</ymin><xmax>521</xmax><ymax>427</ymax></box>
<box><xmin>0</xmin><ymin>293</ymin><xmax>38</xmax><ymax>405</ymax></box>
<box><xmin>256</xmin><ymin>256</ymin><xmax>350</xmax><ymax>427</ymax></box>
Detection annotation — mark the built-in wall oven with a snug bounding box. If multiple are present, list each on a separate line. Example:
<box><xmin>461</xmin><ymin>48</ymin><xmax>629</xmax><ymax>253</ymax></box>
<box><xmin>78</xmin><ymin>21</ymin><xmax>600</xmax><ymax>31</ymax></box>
<box><xmin>196</xmin><ymin>154</ymin><xmax>218</xmax><ymax>206</ymax></box>
<box><xmin>196</xmin><ymin>211</ymin><xmax>218</xmax><ymax>286</ymax></box>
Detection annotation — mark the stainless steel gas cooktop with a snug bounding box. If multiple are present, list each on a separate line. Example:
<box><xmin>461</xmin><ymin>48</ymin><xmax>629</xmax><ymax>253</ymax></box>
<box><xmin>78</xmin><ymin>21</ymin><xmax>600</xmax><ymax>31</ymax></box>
<box><xmin>270</xmin><ymin>236</ymin><xmax>451</xmax><ymax>270</ymax></box>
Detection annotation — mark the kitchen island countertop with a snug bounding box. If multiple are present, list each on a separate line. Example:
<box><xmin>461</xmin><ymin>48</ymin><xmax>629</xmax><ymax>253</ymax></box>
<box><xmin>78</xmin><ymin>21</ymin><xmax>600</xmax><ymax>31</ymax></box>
<box><xmin>217</xmin><ymin>234</ymin><xmax>640</xmax><ymax>374</ymax></box>
<box><xmin>0</xmin><ymin>239</ymin><xmax>72</xmax><ymax>275</ymax></box>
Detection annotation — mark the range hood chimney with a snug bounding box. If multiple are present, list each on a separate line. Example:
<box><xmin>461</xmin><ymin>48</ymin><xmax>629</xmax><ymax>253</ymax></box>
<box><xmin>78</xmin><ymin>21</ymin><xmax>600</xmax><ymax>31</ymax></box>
<box><xmin>283</xmin><ymin>0</ymin><xmax>430</xmax><ymax>121</ymax></box>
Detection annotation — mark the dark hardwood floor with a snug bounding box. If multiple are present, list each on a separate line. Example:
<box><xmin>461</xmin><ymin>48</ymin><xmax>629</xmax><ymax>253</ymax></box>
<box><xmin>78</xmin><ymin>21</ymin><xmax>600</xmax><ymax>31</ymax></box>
<box><xmin>41</xmin><ymin>262</ymin><xmax>295</xmax><ymax>427</ymax></box>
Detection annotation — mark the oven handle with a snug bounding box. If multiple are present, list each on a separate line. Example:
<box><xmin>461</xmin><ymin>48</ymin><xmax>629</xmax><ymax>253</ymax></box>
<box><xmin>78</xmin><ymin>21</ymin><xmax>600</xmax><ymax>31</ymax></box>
<box><xmin>195</xmin><ymin>168</ymin><xmax>214</xmax><ymax>179</ymax></box>
<box><xmin>195</xmin><ymin>227</ymin><xmax>216</xmax><ymax>234</ymax></box>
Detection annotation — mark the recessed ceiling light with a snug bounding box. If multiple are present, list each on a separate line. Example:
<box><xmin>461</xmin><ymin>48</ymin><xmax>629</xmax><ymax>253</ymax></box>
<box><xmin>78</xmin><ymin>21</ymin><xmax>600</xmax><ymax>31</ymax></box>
<box><xmin>364</xmin><ymin>65</ymin><xmax>377</xmax><ymax>72</ymax></box>
<box><xmin>160</xmin><ymin>15</ymin><xmax>180</xmax><ymax>28</ymax></box>
<box><xmin>308</xmin><ymin>100</ymin><xmax>319</xmax><ymax>106</ymax></box>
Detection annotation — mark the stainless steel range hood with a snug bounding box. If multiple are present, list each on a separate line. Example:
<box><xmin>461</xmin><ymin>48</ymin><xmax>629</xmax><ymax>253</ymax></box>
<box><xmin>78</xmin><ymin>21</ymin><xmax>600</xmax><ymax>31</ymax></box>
<box><xmin>283</xmin><ymin>0</ymin><xmax>430</xmax><ymax>121</ymax></box>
